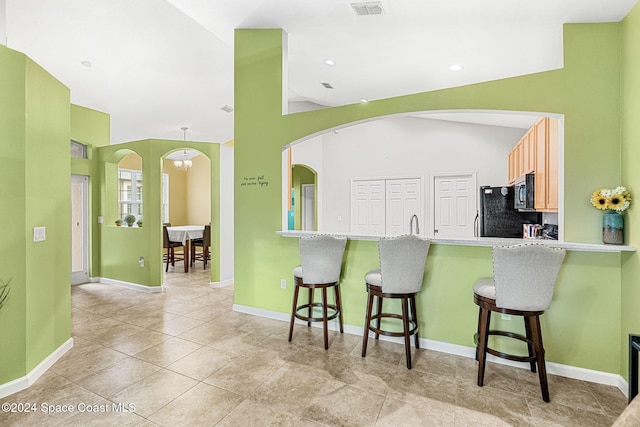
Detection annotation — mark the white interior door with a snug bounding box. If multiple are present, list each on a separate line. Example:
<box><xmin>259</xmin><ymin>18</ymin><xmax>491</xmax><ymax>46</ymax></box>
<box><xmin>352</xmin><ymin>179</ymin><xmax>386</xmax><ymax>235</ymax></box>
<box><xmin>302</xmin><ymin>184</ymin><xmax>315</xmax><ymax>231</ymax></box>
<box><xmin>386</xmin><ymin>178</ymin><xmax>421</xmax><ymax>236</ymax></box>
<box><xmin>432</xmin><ymin>172</ymin><xmax>476</xmax><ymax>238</ymax></box>
<box><xmin>71</xmin><ymin>175</ymin><xmax>89</xmax><ymax>285</ymax></box>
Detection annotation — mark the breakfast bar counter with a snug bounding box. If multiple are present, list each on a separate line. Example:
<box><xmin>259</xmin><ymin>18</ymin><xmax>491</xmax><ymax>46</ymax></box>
<box><xmin>277</xmin><ymin>230</ymin><xmax>636</xmax><ymax>253</ymax></box>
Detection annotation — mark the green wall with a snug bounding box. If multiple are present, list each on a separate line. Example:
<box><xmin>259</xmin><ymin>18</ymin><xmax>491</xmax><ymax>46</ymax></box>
<box><xmin>97</xmin><ymin>140</ymin><xmax>221</xmax><ymax>287</ymax></box>
<box><xmin>621</xmin><ymin>3</ymin><xmax>640</xmax><ymax>381</ymax></box>
<box><xmin>71</xmin><ymin>104</ymin><xmax>110</xmax><ymax>278</ymax></box>
<box><xmin>234</xmin><ymin>24</ymin><xmax>629</xmax><ymax>375</ymax></box>
<box><xmin>0</xmin><ymin>45</ymin><xmax>71</xmax><ymax>383</ymax></box>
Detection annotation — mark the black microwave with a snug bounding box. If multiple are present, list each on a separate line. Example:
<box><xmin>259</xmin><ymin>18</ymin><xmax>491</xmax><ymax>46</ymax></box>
<box><xmin>514</xmin><ymin>173</ymin><xmax>535</xmax><ymax>211</ymax></box>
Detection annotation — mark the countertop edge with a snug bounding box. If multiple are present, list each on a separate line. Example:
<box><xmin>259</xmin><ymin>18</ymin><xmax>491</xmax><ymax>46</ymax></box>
<box><xmin>276</xmin><ymin>231</ymin><xmax>636</xmax><ymax>253</ymax></box>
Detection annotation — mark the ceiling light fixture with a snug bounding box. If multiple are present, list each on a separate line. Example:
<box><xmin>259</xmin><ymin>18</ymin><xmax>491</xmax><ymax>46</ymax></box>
<box><xmin>81</xmin><ymin>60</ymin><xmax>92</xmax><ymax>68</ymax></box>
<box><xmin>449</xmin><ymin>64</ymin><xmax>464</xmax><ymax>71</ymax></box>
<box><xmin>174</xmin><ymin>127</ymin><xmax>193</xmax><ymax>171</ymax></box>
<box><xmin>360</xmin><ymin>98</ymin><xmax>369</xmax><ymax>103</ymax></box>
<box><xmin>324</xmin><ymin>59</ymin><xmax>336</xmax><ymax>66</ymax></box>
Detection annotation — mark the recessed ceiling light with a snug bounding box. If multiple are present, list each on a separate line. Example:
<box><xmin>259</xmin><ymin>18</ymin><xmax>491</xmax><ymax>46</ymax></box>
<box><xmin>324</xmin><ymin>59</ymin><xmax>336</xmax><ymax>66</ymax></box>
<box><xmin>321</xmin><ymin>82</ymin><xmax>334</xmax><ymax>89</ymax></box>
<box><xmin>449</xmin><ymin>64</ymin><xmax>464</xmax><ymax>71</ymax></box>
<box><xmin>220</xmin><ymin>105</ymin><xmax>234</xmax><ymax>113</ymax></box>
<box><xmin>81</xmin><ymin>60</ymin><xmax>92</xmax><ymax>68</ymax></box>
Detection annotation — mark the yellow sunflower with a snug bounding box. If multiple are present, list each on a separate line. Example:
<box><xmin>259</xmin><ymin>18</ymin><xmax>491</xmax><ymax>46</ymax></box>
<box><xmin>611</xmin><ymin>187</ymin><xmax>632</xmax><ymax>212</ymax></box>
<box><xmin>590</xmin><ymin>189</ymin><xmax>610</xmax><ymax>210</ymax></box>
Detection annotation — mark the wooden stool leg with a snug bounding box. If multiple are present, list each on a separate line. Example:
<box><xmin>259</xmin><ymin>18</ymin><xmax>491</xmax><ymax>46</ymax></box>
<box><xmin>322</xmin><ymin>287</ymin><xmax>329</xmax><ymax>350</ymax></box>
<box><xmin>375</xmin><ymin>295</ymin><xmax>383</xmax><ymax>340</ymax></box>
<box><xmin>334</xmin><ymin>284</ymin><xmax>344</xmax><ymax>334</ymax></box>
<box><xmin>524</xmin><ymin>315</ymin><xmax>537</xmax><ymax>372</ymax></box>
<box><xmin>410</xmin><ymin>295</ymin><xmax>419</xmax><ymax>349</ymax></box>
<box><xmin>288</xmin><ymin>283</ymin><xmax>300</xmax><ymax>342</ymax></box>
<box><xmin>362</xmin><ymin>289</ymin><xmax>374</xmax><ymax>357</ymax></box>
<box><xmin>477</xmin><ymin>307</ymin><xmax>491</xmax><ymax>387</ymax></box>
<box><xmin>530</xmin><ymin>315</ymin><xmax>550</xmax><ymax>402</ymax></box>
<box><xmin>475</xmin><ymin>306</ymin><xmax>482</xmax><ymax>361</ymax></box>
<box><xmin>402</xmin><ymin>296</ymin><xmax>412</xmax><ymax>369</ymax></box>
<box><xmin>307</xmin><ymin>287</ymin><xmax>313</xmax><ymax>327</ymax></box>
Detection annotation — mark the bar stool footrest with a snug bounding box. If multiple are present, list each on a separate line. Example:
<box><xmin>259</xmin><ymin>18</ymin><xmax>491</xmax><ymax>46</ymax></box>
<box><xmin>485</xmin><ymin>329</ymin><xmax>537</xmax><ymax>363</ymax></box>
<box><xmin>367</xmin><ymin>312</ymin><xmax>417</xmax><ymax>338</ymax></box>
<box><xmin>294</xmin><ymin>302</ymin><xmax>340</xmax><ymax>323</ymax></box>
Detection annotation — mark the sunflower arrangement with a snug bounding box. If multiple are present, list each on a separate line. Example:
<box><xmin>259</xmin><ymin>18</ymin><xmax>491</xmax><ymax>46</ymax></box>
<box><xmin>590</xmin><ymin>186</ymin><xmax>632</xmax><ymax>212</ymax></box>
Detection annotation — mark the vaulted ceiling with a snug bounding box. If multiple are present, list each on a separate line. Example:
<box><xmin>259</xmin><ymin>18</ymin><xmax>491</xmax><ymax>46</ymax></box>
<box><xmin>4</xmin><ymin>0</ymin><xmax>637</xmax><ymax>144</ymax></box>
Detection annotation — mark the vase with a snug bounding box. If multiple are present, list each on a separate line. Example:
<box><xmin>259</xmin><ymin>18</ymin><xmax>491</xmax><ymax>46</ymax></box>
<box><xmin>602</xmin><ymin>210</ymin><xmax>624</xmax><ymax>245</ymax></box>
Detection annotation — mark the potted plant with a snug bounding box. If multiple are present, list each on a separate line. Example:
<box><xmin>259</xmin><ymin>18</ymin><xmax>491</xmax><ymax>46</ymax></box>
<box><xmin>115</xmin><ymin>219</ymin><xmax>123</xmax><ymax>227</ymax></box>
<box><xmin>136</xmin><ymin>220</ymin><xmax>143</xmax><ymax>228</ymax></box>
<box><xmin>123</xmin><ymin>214</ymin><xmax>136</xmax><ymax>227</ymax></box>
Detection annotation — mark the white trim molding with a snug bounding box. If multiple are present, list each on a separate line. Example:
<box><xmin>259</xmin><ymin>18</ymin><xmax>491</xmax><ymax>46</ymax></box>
<box><xmin>0</xmin><ymin>338</ymin><xmax>73</xmax><ymax>399</ymax></box>
<box><xmin>98</xmin><ymin>277</ymin><xmax>164</xmax><ymax>293</ymax></box>
<box><xmin>210</xmin><ymin>278</ymin><xmax>234</xmax><ymax>288</ymax></box>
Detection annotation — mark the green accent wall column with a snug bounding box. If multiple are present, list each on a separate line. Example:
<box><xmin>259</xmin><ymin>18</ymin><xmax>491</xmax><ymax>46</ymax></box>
<box><xmin>0</xmin><ymin>45</ymin><xmax>71</xmax><ymax>384</ymax></box>
<box><xmin>621</xmin><ymin>2</ymin><xmax>640</xmax><ymax>382</ymax></box>
<box><xmin>234</xmin><ymin>25</ymin><xmax>627</xmax><ymax>375</ymax></box>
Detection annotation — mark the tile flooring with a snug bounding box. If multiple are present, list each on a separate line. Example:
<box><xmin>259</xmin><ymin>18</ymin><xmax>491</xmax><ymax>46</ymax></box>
<box><xmin>0</xmin><ymin>266</ymin><xmax>630</xmax><ymax>426</ymax></box>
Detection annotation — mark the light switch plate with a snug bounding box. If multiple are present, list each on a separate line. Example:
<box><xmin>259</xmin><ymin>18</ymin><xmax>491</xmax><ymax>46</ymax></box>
<box><xmin>33</xmin><ymin>226</ymin><xmax>46</xmax><ymax>242</ymax></box>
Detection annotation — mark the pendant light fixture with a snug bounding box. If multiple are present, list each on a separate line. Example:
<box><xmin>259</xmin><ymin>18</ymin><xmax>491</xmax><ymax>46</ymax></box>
<box><xmin>174</xmin><ymin>127</ymin><xmax>193</xmax><ymax>170</ymax></box>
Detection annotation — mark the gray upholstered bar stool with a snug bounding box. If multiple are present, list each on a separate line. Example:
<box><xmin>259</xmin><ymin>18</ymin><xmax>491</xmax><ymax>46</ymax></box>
<box><xmin>474</xmin><ymin>244</ymin><xmax>566</xmax><ymax>402</ymax></box>
<box><xmin>288</xmin><ymin>234</ymin><xmax>347</xmax><ymax>350</ymax></box>
<box><xmin>362</xmin><ymin>234</ymin><xmax>431</xmax><ymax>369</ymax></box>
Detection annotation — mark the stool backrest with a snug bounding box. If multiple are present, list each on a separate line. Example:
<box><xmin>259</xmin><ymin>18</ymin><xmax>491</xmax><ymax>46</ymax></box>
<box><xmin>299</xmin><ymin>235</ymin><xmax>347</xmax><ymax>284</ymax></box>
<box><xmin>492</xmin><ymin>244</ymin><xmax>566</xmax><ymax>311</ymax></box>
<box><xmin>379</xmin><ymin>234</ymin><xmax>431</xmax><ymax>293</ymax></box>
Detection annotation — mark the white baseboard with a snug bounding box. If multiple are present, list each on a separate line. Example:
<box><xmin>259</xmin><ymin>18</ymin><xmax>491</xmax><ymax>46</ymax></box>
<box><xmin>98</xmin><ymin>277</ymin><xmax>164</xmax><ymax>293</ymax></box>
<box><xmin>233</xmin><ymin>304</ymin><xmax>629</xmax><ymax>397</ymax></box>
<box><xmin>210</xmin><ymin>277</ymin><xmax>234</xmax><ymax>288</ymax></box>
<box><xmin>0</xmin><ymin>338</ymin><xmax>73</xmax><ymax>399</ymax></box>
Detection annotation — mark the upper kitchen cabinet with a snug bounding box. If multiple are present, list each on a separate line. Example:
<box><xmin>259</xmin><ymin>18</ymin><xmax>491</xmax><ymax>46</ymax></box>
<box><xmin>534</xmin><ymin>117</ymin><xmax>559</xmax><ymax>212</ymax></box>
<box><xmin>508</xmin><ymin>126</ymin><xmax>535</xmax><ymax>184</ymax></box>
<box><xmin>508</xmin><ymin>117</ymin><xmax>559</xmax><ymax>212</ymax></box>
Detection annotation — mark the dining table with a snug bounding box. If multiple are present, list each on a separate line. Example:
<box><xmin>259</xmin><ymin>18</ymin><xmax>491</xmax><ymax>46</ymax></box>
<box><xmin>166</xmin><ymin>225</ymin><xmax>205</xmax><ymax>272</ymax></box>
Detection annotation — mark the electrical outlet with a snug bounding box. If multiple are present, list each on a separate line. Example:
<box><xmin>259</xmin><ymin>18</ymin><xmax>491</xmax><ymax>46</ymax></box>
<box><xmin>280</xmin><ymin>279</ymin><xmax>286</xmax><ymax>289</ymax></box>
<box><xmin>501</xmin><ymin>314</ymin><xmax>511</xmax><ymax>321</ymax></box>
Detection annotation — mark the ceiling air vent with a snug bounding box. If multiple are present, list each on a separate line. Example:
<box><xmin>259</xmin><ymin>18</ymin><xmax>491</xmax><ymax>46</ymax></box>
<box><xmin>351</xmin><ymin>2</ymin><xmax>384</xmax><ymax>16</ymax></box>
<box><xmin>220</xmin><ymin>105</ymin><xmax>234</xmax><ymax>113</ymax></box>
<box><xmin>321</xmin><ymin>82</ymin><xmax>334</xmax><ymax>89</ymax></box>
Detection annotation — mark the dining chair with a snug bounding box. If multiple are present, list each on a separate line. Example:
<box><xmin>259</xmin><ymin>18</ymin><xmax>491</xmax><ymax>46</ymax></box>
<box><xmin>163</xmin><ymin>225</ymin><xmax>185</xmax><ymax>272</ymax></box>
<box><xmin>191</xmin><ymin>224</ymin><xmax>211</xmax><ymax>269</ymax></box>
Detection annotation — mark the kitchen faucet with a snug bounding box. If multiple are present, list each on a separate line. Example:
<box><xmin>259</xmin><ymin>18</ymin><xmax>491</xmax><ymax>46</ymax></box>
<box><xmin>410</xmin><ymin>214</ymin><xmax>420</xmax><ymax>235</ymax></box>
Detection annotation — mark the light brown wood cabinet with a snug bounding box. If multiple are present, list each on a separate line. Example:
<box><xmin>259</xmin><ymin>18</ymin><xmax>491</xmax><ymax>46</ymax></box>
<box><xmin>507</xmin><ymin>117</ymin><xmax>558</xmax><ymax>212</ymax></box>
<box><xmin>533</xmin><ymin>117</ymin><xmax>558</xmax><ymax>212</ymax></box>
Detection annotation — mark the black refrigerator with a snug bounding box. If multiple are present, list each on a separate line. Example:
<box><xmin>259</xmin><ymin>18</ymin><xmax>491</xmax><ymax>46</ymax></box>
<box><xmin>477</xmin><ymin>186</ymin><xmax>541</xmax><ymax>238</ymax></box>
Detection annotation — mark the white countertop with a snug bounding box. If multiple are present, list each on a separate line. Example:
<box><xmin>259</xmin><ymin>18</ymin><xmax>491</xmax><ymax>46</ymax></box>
<box><xmin>277</xmin><ymin>230</ymin><xmax>636</xmax><ymax>253</ymax></box>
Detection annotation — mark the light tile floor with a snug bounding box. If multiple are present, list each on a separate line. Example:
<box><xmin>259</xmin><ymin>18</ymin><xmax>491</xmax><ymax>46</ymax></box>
<box><xmin>0</xmin><ymin>266</ymin><xmax>630</xmax><ymax>426</ymax></box>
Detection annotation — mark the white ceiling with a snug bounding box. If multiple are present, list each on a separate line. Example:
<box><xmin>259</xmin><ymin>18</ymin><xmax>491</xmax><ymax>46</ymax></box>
<box><xmin>3</xmin><ymin>0</ymin><xmax>638</xmax><ymax>144</ymax></box>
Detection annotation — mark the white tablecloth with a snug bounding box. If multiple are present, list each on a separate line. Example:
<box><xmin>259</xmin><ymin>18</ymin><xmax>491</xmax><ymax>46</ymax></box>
<box><xmin>166</xmin><ymin>225</ymin><xmax>204</xmax><ymax>245</ymax></box>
